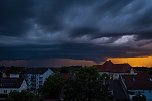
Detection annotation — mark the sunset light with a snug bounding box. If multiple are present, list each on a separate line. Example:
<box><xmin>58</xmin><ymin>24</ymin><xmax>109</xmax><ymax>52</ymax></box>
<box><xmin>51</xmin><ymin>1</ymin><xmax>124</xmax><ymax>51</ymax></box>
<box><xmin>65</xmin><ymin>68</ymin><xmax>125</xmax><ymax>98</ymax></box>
<box><xmin>108</xmin><ymin>56</ymin><xmax>152</xmax><ymax>67</ymax></box>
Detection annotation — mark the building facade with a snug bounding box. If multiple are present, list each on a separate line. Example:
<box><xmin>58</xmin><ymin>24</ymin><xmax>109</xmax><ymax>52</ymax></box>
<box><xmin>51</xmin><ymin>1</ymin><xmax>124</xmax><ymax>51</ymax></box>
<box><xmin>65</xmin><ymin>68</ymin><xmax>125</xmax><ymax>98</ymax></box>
<box><xmin>120</xmin><ymin>73</ymin><xmax>152</xmax><ymax>101</ymax></box>
<box><xmin>25</xmin><ymin>68</ymin><xmax>54</xmax><ymax>90</ymax></box>
<box><xmin>95</xmin><ymin>60</ymin><xmax>137</xmax><ymax>79</ymax></box>
<box><xmin>0</xmin><ymin>78</ymin><xmax>27</xmax><ymax>94</ymax></box>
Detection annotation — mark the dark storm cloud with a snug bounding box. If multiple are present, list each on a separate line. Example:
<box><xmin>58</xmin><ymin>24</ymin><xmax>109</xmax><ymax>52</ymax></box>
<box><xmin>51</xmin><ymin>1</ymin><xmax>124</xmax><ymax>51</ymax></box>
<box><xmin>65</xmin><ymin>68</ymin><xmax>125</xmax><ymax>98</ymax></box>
<box><xmin>0</xmin><ymin>43</ymin><xmax>106</xmax><ymax>61</ymax></box>
<box><xmin>0</xmin><ymin>0</ymin><xmax>152</xmax><ymax>64</ymax></box>
<box><xmin>33</xmin><ymin>0</ymin><xmax>96</xmax><ymax>32</ymax></box>
<box><xmin>1</xmin><ymin>42</ymin><xmax>151</xmax><ymax>62</ymax></box>
<box><xmin>69</xmin><ymin>27</ymin><xmax>100</xmax><ymax>38</ymax></box>
<box><xmin>95</xmin><ymin>0</ymin><xmax>133</xmax><ymax>15</ymax></box>
<box><xmin>0</xmin><ymin>0</ymin><xmax>35</xmax><ymax>36</ymax></box>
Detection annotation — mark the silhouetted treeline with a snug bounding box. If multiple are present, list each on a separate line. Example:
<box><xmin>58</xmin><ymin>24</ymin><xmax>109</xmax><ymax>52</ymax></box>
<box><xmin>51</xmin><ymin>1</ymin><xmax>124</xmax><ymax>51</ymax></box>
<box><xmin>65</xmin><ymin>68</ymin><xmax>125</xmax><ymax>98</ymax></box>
<box><xmin>54</xmin><ymin>66</ymin><xmax>83</xmax><ymax>73</ymax></box>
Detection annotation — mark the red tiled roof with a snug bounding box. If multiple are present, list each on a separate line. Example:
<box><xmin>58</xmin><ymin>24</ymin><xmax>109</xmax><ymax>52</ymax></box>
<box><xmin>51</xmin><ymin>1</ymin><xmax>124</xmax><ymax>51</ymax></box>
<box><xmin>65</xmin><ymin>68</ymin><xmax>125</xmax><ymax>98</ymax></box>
<box><xmin>122</xmin><ymin>73</ymin><xmax>152</xmax><ymax>90</ymax></box>
<box><xmin>0</xmin><ymin>78</ymin><xmax>25</xmax><ymax>88</ymax></box>
<box><xmin>95</xmin><ymin>60</ymin><xmax>131</xmax><ymax>73</ymax></box>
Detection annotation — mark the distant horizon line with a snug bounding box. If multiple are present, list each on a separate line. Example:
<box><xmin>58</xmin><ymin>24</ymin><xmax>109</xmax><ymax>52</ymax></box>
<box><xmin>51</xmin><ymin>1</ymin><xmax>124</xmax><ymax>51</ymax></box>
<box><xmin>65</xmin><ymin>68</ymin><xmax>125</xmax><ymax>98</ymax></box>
<box><xmin>0</xmin><ymin>56</ymin><xmax>152</xmax><ymax>68</ymax></box>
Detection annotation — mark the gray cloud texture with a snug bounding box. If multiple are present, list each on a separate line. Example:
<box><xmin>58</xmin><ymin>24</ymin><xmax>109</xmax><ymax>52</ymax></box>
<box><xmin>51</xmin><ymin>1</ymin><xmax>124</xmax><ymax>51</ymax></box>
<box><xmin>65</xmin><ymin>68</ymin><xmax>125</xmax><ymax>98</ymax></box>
<box><xmin>0</xmin><ymin>0</ymin><xmax>152</xmax><ymax>65</ymax></box>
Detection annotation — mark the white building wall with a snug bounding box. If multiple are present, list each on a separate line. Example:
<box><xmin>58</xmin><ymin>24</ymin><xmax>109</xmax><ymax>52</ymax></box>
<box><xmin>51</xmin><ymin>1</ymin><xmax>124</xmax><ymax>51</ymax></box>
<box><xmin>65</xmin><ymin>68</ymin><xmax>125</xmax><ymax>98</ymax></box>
<box><xmin>19</xmin><ymin>79</ymin><xmax>28</xmax><ymax>92</ymax></box>
<box><xmin>25</xmin><ymin>68</ymin><xmax>54</xmax><ymax>90</ymax></box>
<box><xmin>99</xmin><ymin>71</ymin><xmax>137</xmax><ymax>80</ymax></box>
<box><xmin>113</xmin><ymin>73</ymin><xmax>120</xmax><ymax>79</ymax></box>
<box><xmin>10</xmin><ymin>74</ymin><xmax>19</xmax><ymax>78</ymax></box>
<box><xmin>42</xmin><ymin>69</ymin><xmax>54</xmax><ymax>84</ymax></box>
<box><xmin>0</xmin><ymin>79</ymin><xmax>27</xmax><ymax>94</ymax></box>
<box><xmin>25</xmin><ymin>74</ymin><xmax>31</xmax><ymax>89</ymax></box>
<box><xmin>2</xmin><ymin>73</ymin><xmax>8</xmax><ymax>78</ymax></box>
<box><xmin>0</xmin><ymin>88</ymin><xmax>19</xmax><ymax>94</ymax></box>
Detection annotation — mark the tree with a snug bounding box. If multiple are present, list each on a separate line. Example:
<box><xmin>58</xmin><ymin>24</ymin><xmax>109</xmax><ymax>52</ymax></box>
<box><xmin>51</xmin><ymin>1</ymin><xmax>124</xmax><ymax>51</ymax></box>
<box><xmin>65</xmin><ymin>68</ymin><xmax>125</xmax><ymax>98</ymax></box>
<box><xmin>0</xmin><ymin>72</ymin><xmax>2</xmax><ymax>77</ymax></box>
<box><xmin>101</xmin><ymin>73</ymin><xmax>111</xmax><ymax>80</ymax></box>
<box><xmin>41</xmin><ymin>72</ymin><xmax>65</xmax><ymax>98</ymax></box>
<box><xmin>132</xmin><ymin>93</ymin><xmax>147</xmax><ymax>101</ymax></box>
<box><xmin>62</xmin><ymin>67</ymin><xmax>111</xmax><ymax>101</ymax></box>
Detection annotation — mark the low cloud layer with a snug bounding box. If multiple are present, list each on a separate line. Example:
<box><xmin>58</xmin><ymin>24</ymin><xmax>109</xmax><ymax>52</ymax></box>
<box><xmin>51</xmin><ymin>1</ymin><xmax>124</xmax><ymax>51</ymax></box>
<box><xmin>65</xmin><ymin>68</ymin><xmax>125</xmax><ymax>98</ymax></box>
<box><xmin>0</xmin><ymin>0</ymin><xmax>152</xmax><ymax>66</ymax></box>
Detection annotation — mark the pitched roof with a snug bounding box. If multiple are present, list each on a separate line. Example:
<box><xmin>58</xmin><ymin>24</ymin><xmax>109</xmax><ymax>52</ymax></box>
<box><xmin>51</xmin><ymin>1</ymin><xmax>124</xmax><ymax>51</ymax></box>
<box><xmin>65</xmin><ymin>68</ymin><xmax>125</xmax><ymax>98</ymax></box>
<box><xmin>95</xmin><ymin>60</ymin><xmax>131</xmax><ymax>73</ymax></box>
<box><xmin>0</xmin><ymin>67</ymin><xmax>25</xmax><ymax>74</ymax></box>
<box><xmin>122</xmin><ymin>73</ymin><xmax>152</xmax><ymax>90</ymax></box>
<box><xmin>102</xmin><ymin>60</ymin><xmax>114</xmax><ymax>67</ymax></box>
<box><xmin>25</xmin><ymin>68</ymin><xmax>49</xmax><ymax>74</ymax></box>
<box><xmin>0</xmin><ymin>78</ymin><xmax>25</xmax><ymax>88</ymax></box>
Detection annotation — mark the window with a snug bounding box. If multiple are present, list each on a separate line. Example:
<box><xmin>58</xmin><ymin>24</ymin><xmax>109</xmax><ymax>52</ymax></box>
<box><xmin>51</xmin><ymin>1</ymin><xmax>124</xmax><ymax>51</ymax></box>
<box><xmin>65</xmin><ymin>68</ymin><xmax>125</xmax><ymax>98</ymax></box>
<box><xmin>4</xmin><ymin>90</ymin><xmax>7</xmax><ymax>93</ymax></box>
<box><xmin>128</xmin><ymin>91</ymin><xmax>135</xmax><ymax>95</ymax></box>
<box><xmin>39</xmin><ymin>85</ymin><xmax>42</xmax><ymax>88</ymax></box>
<box><xmin>39</xmin><ymin>81</ymin><xmax>43</xmax><ymax>84</ymax></box>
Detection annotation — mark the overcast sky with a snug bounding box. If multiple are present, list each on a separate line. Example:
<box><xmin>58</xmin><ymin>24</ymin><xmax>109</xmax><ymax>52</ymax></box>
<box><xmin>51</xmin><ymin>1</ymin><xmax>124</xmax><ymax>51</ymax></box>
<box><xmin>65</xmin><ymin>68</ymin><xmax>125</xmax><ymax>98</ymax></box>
<box><xmin>0</xmin><ymin>0</ymin><xmax>152</xmax><ymax>67</ymax></box>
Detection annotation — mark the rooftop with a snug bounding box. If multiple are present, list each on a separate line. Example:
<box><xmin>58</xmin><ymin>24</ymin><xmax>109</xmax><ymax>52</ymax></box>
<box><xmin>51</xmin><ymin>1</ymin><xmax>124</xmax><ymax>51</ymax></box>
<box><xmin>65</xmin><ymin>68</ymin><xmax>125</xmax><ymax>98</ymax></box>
<box><xmin>122</xmin><ymin>73</ymin><xmax>152</xmax><ymax>90</ymax></box>
<box><xmin>0</xmin><ymin>78</ymin><xmax>24</xmax><ymax>88</ymax></box>
<box><xmin>95</xmin><ymin>60</ymin><xmax>132</xmax><ymax>73</ymax></box>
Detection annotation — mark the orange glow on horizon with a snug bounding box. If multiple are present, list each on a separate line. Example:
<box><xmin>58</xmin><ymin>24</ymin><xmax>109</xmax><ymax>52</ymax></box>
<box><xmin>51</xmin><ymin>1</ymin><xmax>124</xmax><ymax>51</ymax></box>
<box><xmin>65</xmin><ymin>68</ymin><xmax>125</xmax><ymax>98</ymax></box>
<box><xmin>108</xmin><ymin>56</ymin><xmax>152</xmax><ymax>67</ymax></box>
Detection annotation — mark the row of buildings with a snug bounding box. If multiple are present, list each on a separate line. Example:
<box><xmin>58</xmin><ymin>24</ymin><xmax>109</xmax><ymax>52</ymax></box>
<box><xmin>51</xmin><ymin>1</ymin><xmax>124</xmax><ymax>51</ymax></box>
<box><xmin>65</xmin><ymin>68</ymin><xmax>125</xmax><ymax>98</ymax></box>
<box><xmin>94</xmin><ymin>60</ymin><xmax>152</xmax><ymax>101</ymax></box>
<box><xmin>0</xmin><ymin>61</ymin><xmax>152</xmax><ymax>101</ymax></box>
<box><xmin>0</xmin><ymin>67</ymin><xmax>54</xmax><ymax>96</ymax></box>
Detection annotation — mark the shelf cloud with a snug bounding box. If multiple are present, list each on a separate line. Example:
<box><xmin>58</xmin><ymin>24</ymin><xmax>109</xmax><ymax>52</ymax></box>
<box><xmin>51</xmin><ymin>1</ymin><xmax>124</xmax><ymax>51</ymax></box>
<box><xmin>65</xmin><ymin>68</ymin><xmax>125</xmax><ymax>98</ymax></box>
<box><xmin>0</xmin><ymin>0</ymin><xmax>152</xmax><ymax>66</ymax></box>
